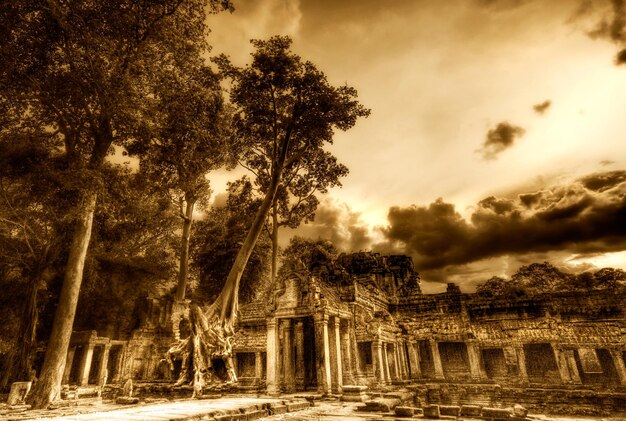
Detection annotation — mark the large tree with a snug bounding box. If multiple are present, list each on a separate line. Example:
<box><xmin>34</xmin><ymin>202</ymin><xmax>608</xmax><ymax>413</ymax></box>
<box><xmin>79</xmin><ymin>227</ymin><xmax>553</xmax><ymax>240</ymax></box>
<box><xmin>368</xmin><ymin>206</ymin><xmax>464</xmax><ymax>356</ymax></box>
<box><xmin>210</xmin><ymin>35</ymin><xmax>370</xmax><ymax>328</ymax></box>
<box><xmin>132</xmin><ymin>61</ymin><xmax>232</xmax><ymax>302</ymax></box>
<box><xmin>0</xmin><ymin>0</ymin><xmax>232</xmax><ymax>407</ymax></box>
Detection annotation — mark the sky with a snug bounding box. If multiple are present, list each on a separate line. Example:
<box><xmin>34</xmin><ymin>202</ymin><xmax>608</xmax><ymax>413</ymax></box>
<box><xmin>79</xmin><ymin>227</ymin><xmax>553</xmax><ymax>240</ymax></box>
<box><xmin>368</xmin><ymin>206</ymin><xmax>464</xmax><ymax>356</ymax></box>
<box><xmin>204</xmin><ymin>0</ymin><xmax>626</xmax><ymax>292</ymax></box>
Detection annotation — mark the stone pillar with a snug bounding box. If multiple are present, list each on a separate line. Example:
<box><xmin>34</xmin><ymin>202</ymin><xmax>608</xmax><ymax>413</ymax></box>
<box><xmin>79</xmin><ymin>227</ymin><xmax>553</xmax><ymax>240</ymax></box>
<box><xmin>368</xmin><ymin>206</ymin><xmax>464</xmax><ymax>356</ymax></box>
<box><xmin>314</xmin><ymin>313</ymin><xmax>332</xmax><ymax>395</ymax></box>
<box><xmin>396</xmin><ymin>340</ymin><xmax>406</xmax><ymax>380</ymax></box>
<box><xmin>430</xmin><ymin>340</ymin><xmax>445</xmax><ymax>380</ymax></box>
<box><xmin>467</xmin><ymin>342</ymin><xmax>486</xmax><ymax>381</ymax></box>
<box><xmin>553</xmin><ymin>346</ymin><xmax>572</xmax><ymax>384</ymax></box>
<box><xmin>282</xmin><ymin>319</ymin><xmax>295</xmax><ymax>392</ymax></box>
<box><xmin>79</xmin><ymin>344</ymin><xmax>95</xmax><ymax>386</ymax></box>
<box><xmin>266</xmin><ymin>319</ymin><xmax>279</xmax><ymax>394</ymax></box>
<box><xmin>63</xmin><ymin>347</ymin><xmax>76</xmax><ymax>384</ymax></box>
<box><xmin>407</xmin><ymin>342</ymin><xmax>422</xmax><ymax>379</ymax></box>
<box><xmin>98</xmin><ymin>344</ymin><xmax>111</xmax><ymax>385</ymax></box>
<box><xmin>255</xmin><ymin>351</ymin><xmax>263</xmax><ymax>383</ymax></box>
<box><xmin>294</xmin><ymin>320</ymin><xmax>305</xmax><ymax>390</ymax></box>
<box><xmin>391</xmin><ymin>343</ymin><xmax>400</xmax><ymax>381</ymax></box>
<box><xmin>515</xmin><ymin>346</ymin><xmax>528</xmax><ymax>382</ymax></box>
<box><xmin>382</xmin><ymin>343</ymin><xmax>392</xmax><ymax>382</ymax></box>
<box><xmin>610</xmin><ymin>349</ymin><xmax>626</xmax><ymax>385</ymax></box>
<box><xmin>340</xmin><ymin>320</ymin><xmax>354</xmax><ymax>384</ymax></box>
<box><xmin>564</xmin><ymin>349</ymin><xmax>582</xmax><ymax>384</ymax></box>
<box><xmin>332</xmin><ymin>317</ymin><xmax>343</xmax><ymax>393</ymax></box>
<box><xmin>372</xmin><ymin>340</ymin><xmax>385</xmax><ymax>384</ymax></box>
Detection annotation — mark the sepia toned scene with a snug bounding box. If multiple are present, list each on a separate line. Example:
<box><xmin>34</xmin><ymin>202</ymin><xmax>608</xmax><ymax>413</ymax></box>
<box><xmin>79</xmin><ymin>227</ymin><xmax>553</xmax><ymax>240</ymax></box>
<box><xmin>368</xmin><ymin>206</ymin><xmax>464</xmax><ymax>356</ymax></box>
<box><xmin>1</xmin><ymin>0</ymin><xmax>626</xmax><ymax>420</ymax></box>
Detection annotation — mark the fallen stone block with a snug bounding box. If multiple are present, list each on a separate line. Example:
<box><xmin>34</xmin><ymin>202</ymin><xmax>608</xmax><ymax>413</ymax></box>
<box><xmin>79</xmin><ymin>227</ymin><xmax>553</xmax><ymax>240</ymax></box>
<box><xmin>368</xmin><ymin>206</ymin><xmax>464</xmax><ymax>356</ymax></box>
<box><xmin>439</xmin><ymin>405</ymin><xmax>460</xmax><ymax>417</ymax></box>
<box><xmin>513</xmin><ymin>403</ymin><xmax>528</xmax><ymax>417</ymax></box>
<box><xmin>384</xmin><ymin>389</ymin><xmax>415</xmax><ymax>402</ymax></box>
<box><xmin>7</xmin><ymin>381</ymin><xmax>31</xmax><ymax>405</ymax></box>
<box><xmin>395</xmin><ymin>406</ymin><xmax>415</xmax><ymax>417</ymax></box>
<box><xmin>423</xmin><ymin>404</ymin><xmax>440</xmax><ymax>419</ymax></box>
<box><xmin>286</xmin><ymin>400</ymin><xmax>310</xmax><ymax>412</ymax></box>
<box><xmin>481</xmin><ymin>407</ymin><xmax>513</xmax><ymax>419</ymax></box>
<box><xmin>460</xmin><ymin>404</ymin><xmax>482</xmax><ymax>417</ymax></box>
<box><xmin>7</xmin><ymin>404</ymin><xmax>30</xmax><ymax>413</ymax></box>
<box><xmin>268</xmin><ymin>403</ymin><xmax>287</xmax><ymax>415</ymax></box>
<box><xmin>341</xmin><ymin>384</ymin><xmax>370</xmax><ymax>402</ymax></box>
<box><xmin>115</xmin><ymin>396</ymin><xmax>139</xmax><ymax>404</ymax></box>
<box><xmin>361</xmin><ymin>397</ymin><xmax>401</xmax><ymax>412</ymax></box>
<box><xmin>244</xmin><ymin>409</ymin><xmax>268</xmax><ymax>419</ymax></box>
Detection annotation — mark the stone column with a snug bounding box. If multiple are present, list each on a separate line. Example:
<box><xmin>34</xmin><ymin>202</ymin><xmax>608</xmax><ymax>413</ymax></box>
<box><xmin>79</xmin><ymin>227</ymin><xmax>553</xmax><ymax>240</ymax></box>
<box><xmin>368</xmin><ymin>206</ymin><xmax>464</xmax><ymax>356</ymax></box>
<box><xmin>63</xmin><ymin>347</ymin><xmax>76</xmax><ymax>384</ymax></box>
<box><xmin>98</xmin><ymin>344</ymin><xmax>111</xmax><ymax>385</ymax></box>
<box><xmin>430</xmin><ymin>340</ymin><xmax>445</xmax><ymax>380</ymax></box>
<box><xmin>564</xmin><ymin>349</ymin><xmax>582</xmax><ymax>384</ymax></box>
<box><xmin>372</xmin><ymin>340</ymin><xmax>385</xmax><ymax>384</ymax></box>
<box><xmin>553</xmin><ymin>346</ymin><xmax>572</xmax><ymax>384</ymax></box>
<box><xmin>382</xmin><ymin>343</ymin><xmax>392</xmax><ymax>382</ymax></box>
<box><xmin>314</xmin><ymin>313</ymin><xmax>332</xmax><ymax>395</ymax></box>
<box><xmin>282</xmin><ymin>319</ymin><xmax>295</xmax><ymax>392</ymax></box>
<box><xmin>340</xmin><ymin>319</ymin><xmax>354</xmax><ymax>385</ymax></box>
<box><xmin>407</xmin><ymin>342</ymin><xmax>421</xmax><ymax>379</ymax></box>
<box><xmin>391</xmin><ymin>343</ymin><xmax>400</xmax><ymax>381</ymax></box>
<box><xmin>610</xmin><ymin>349</ymin><xmax>626</xmax><ymax>386</ymax></box>
<box><xmin>294</xmin><ymin>320</ymin><xmax>305</xmax><ymax>390</ymax></box>
<box><xmin>266</xmin><ymin>319</ymin><xmax>279</xmax><ymax>394</ymax></box>
<box><xmin>515</xmin><ymin>346</ymin><xmax>529</xmax><ymax>382</ymax></box>
<box><xmin>332</xmin><ymin>317</ymin><xmax>343</xmax><ymax>393</ymax></box>
<box><xmin>467</xmin><ymin>342</ymin><xmax>486</xmax><ymax>381</ymax></box>
<box><xmin>255</xmin><ymin>351</ymin><xmax>263</xmax><ymax>384</ymax></box>
<box><xmin>79</xmin><ymin>343</ymin><xmax>95</xmax><ymax>386</ymax></box>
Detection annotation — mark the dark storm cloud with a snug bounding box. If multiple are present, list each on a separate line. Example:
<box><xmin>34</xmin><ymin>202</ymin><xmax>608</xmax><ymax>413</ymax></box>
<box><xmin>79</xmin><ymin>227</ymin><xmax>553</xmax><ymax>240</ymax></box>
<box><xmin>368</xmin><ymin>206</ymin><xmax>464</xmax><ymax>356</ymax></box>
<box><xmin>580</xmin><ymin>170</ymin><xmax>626</xmax><ymax>191</ymax></box>
<box><xmin>480</xmin><ymin>122</ymin><xmax>525</xmax><ymax>160</ymax></box>
<box><xmin>285</xmin><ymin>199</ymin><xmax>372</xmax><ymax>252</ymax></box>
<box><xmin>533</xmin><ymin>100</ymin><xmax>552</xmax><ymax>114</ymax></box>
<box><xmin>581</xmin><ymin>0</ymin><xmax>626</xmax><ymax>63</ymax></box>
<box><xmin>376</xmin><ymin>170</ymin><xmax>626</xmax><ymax>271</ymax></box>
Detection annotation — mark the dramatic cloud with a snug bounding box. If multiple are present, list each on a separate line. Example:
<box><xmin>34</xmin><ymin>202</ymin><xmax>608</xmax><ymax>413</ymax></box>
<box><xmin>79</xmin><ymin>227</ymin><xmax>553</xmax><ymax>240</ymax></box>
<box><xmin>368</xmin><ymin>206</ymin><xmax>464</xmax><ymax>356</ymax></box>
<box><xmin>533</xmin><ymin>100</ymin><xmax>552</xmax><ymax>114</ymax></box>
<box><xmin>480</xmin><ymin>122</ymin><xmax>526</xmax><ymax>160</ymax></box>
<box><xmin>376</xmin><ymin>170</ymin><xmax>626</xmax><ymax>274</ymax></box>
<box><xmin>283</xmin><ymin>198</ymin><xmax>373</xmax><ymax>252</ymax></box>
<box><xmin>575</xmin><ymin>0</ymin><xmax>626</xmax><ymax>64</ymax></box>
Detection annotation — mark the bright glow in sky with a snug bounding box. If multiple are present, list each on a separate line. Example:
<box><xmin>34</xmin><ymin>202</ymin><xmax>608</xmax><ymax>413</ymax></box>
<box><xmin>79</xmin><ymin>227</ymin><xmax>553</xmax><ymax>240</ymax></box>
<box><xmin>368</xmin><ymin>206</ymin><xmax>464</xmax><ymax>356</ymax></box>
<box><xmin>204</xmin><ymin>0</ymin><xmax>626</xmax><ymax>290</ymax></box>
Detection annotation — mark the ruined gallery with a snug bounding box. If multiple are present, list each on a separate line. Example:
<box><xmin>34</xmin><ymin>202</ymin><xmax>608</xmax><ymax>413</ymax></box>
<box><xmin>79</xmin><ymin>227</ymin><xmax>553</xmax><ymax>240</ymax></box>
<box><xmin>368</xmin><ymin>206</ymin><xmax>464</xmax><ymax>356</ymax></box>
<box><xmin>60</xmin><ymin>252</ymin><xmax>626</xmax><ymax>413</ymax></box>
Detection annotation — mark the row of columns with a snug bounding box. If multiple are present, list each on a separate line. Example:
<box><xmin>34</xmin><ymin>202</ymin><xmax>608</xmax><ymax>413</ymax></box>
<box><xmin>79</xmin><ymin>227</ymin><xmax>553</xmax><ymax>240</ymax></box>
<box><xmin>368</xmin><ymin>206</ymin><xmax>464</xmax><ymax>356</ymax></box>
<box><xmin>266</xmin><ymin>314</ymin><xmax>358</xmax><ymax>395</ymax></box>
<box><xmin>62</xmin><ymin>343</ymin><xmax>113</xmax><ymax>386</ymax></box>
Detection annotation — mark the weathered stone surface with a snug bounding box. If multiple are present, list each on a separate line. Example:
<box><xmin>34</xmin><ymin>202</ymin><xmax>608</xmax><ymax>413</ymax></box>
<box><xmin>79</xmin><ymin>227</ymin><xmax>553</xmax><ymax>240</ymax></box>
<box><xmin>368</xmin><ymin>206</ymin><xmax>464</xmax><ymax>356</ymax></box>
<box><xmin>394</xmin><ymin>406</ymin><xmax>415</xmax><ymax>417</ymax></box>
<box><xmin>286</xmin><ymin>400</ymin><xmax>310</xmax><ymax>412</ymax></box>
<box><xmin>423</xmin><ymin>404</ymin><xmax>440</xmax><ymax>419</ymax></box>
<box><xmin>513</xmin><ymin>403</ymin><xmax>528</xmax><ymax>417</ymax></box>
<box><xmin>439</xmin><ymin>404</ymin><xmax>460</xmax><ymax>416</ymax></box>
<box><xmin>267</xmin><ymin>403</ymin><xmax>287</xmax><ymax>415</ymax></box>
<box><xmin>460</xmin><ymin>404</ymin><xmax>483</xmax><ymax>417</ymax></box>
<box><xmin>7</xmin><ymin>381</ymin><xmax>31</xmax><ymax>405</ymax></box>
<box><xmin>115</xmin><ymin>396</ymin><xmax>139</xmax><ymax>404</ymax></box>
<box><xmin>482</xmin><ymin>407</ymin><xmax>513</xmax><ymax>418</ymax></box>
<box><xmin>361</xmin><ymin>397</ymin><xmax>401</xmax><ymax>412</ymax></box>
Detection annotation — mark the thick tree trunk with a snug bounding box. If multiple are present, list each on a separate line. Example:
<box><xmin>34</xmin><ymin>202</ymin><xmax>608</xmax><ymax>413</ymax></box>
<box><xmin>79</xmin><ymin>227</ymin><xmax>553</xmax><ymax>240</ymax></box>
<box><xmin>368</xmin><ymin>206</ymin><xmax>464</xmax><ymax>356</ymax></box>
<box><xmin>28</xmin><ymin>191</ymin><xmax>98</xmax><ymax>409</ymax></box>
<box><xmin>270</xmin><ymin>203</ymin><xmax>279</xmax><ymax>286</ymax></box>
<box><xmin>175</xmin><ymin>195</ymin><xmax>196</xmax><ymax>301</ymax></box>
<box><xmin>0</xmin><ymin>277</ymin><xmax>40</xmax><ymax>389</ymax></box>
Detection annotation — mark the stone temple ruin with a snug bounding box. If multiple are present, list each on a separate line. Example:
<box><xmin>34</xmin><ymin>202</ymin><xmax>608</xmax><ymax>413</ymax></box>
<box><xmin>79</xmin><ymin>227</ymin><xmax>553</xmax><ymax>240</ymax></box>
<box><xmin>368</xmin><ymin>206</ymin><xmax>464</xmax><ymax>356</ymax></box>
<box><xmin>53</xmin><ymin>252</ymin><xmax>626</xmax><ymax>415</ymax></box>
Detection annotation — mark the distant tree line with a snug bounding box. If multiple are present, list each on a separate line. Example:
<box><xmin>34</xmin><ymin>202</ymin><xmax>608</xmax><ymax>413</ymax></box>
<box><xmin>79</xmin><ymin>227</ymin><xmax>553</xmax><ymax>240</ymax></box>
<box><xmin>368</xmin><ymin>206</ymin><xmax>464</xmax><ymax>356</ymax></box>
<box><xmin>476</xmin><ymin>262</ymin><xmax>626</xmax><ymax>298</ymax></box>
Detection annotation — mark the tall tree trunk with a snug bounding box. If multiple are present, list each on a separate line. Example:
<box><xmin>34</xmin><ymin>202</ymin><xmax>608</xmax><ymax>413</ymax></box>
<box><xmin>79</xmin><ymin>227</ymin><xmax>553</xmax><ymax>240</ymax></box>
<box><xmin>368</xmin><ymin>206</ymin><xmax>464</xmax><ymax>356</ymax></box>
<box><xmin>175</xmin><ymin>194</ymin><xmax>196</xmax><ymax>301</ymax></box>
<box><xmin>270</xmin><ymin>202</ymin><xmax>279</xmax><ymax>286</ymax></box>
<box><xmin>0</xmin><ymin>277</ymin><xmax>40</xmax><ymax>390</ymax></box>
<box><xmin>28</xmin><ymin>190</ymin><xmax>97</xmax><ymax>409</ymax></box>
